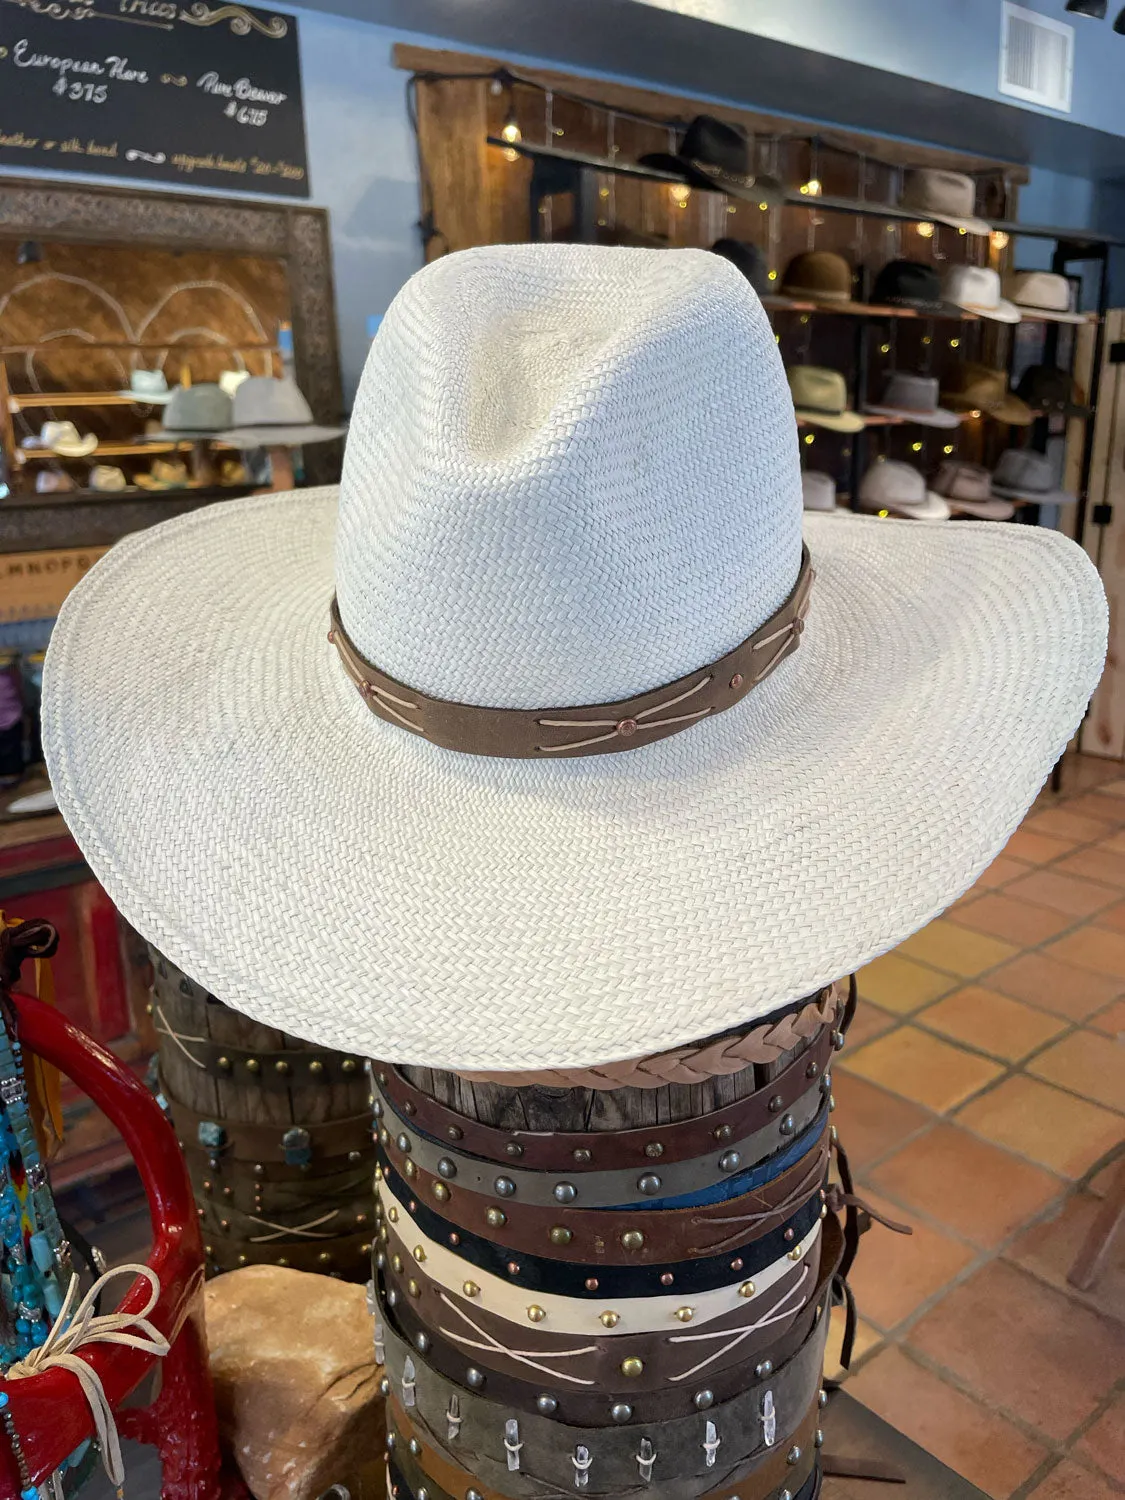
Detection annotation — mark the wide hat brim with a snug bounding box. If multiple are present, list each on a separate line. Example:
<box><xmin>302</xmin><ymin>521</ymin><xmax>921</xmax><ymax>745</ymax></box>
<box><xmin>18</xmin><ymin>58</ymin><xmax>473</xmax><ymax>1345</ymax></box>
<box><xmin>225</xmin><ymin>423</ymin><xmax>347</xmax><ymax>447</ymax></box>
<box><xmin>863</xmin><ymin>402</ymin><xmax>961</xmax><ymax>429</ymax></box>
<box><xmin>42</xmin><ymin>492</ymin><xmax>1106</xmax><ymax>1072</ymax></box>
<box><xmin>943</xmin><ymin>393</ymin><xmax>1034</xmax><ymax>426</ymax></box>
<box><xmin>117</xmin><ymin>389</ymin><xmax>173</xmax><ymax>404</ymax></box>
<box><xmin>991</xmin><ymin>480</ymin><xmax>1077</xmax><ymax>506</ymax></box>
<box><xmin>794</xmin><ymin>406</ymin><xmax>866</xmax><ymax>433</ymax></box>
<box><xmin>49</xmin><ymin>436</ymin><xmax>99</xmax><ymax>457</ymax></box>
<box><xmin>637</xmin><ymin>154</ymin><xmax>785</xmax><ymax>205</ymax></box>
<box><xmin>948</xmin><ymin>497</ymin><xmax>1017</xmax><ymax>521</ymax></box>
<box><xmin>857</xmin><ymin>491</ymin><xmax>952</xmax><ymax>521</ymax></box>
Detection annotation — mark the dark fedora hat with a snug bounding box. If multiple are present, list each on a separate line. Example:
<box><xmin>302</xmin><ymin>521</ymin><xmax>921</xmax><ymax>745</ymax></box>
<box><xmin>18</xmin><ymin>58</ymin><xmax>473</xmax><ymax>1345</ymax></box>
<box><xmin>639</xmin><ymin>116</ymin><xmax>784</xmax><ymax>205</ymax></box>
<box><xmin>710</xmin><ymin>238</ymin><xmax>770</xmax><ymax>296</ymax></box>
<box><xmin>871</xmin><ymin>260</ymin><xmax>947</xmax><ymax>313</ymax></box>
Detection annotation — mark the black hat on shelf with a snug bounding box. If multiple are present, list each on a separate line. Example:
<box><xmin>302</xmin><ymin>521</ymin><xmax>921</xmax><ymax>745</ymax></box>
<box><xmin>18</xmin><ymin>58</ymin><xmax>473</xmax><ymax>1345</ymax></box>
<box><xmin>870</xmin><ymin>260</ymin><xmax>948</xmax><ymax>314</ymax></box>
<box><xmin>1015</xmin><ymin>365</ymin><xmax>1088</xmax><ymax>419</ymax></box>
<box><xmin>710</xmin><ymin>239</ymin><xmax>770</xmax><ymax>297</ymax></box>
<box><xmin>639</xmin><ymin>116</ymin><xmax>784</xmax><ymax>205</ymax></box>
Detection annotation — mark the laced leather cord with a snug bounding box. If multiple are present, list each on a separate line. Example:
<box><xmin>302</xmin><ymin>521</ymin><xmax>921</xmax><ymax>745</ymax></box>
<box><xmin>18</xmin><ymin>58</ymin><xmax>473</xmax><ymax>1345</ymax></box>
<box><xmin>6</xmin><ymin>1265</ymin><xmax>169</xmax><ymax>1491</ymax></box>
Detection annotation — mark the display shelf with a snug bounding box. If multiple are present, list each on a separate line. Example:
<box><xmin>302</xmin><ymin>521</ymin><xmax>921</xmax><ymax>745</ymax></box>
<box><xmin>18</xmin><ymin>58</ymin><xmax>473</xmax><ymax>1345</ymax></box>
<box><xmin>3</xmin><ymin>482</ymin><xmax>257</xmax><ymax>508</ymax></box>
<box><xmin>14</xmin><ymin>439</ymin><xmax>234</xmax><ymax>462</ymax></box>
<box><xmin>8</xmin><ymin>392</ymin><xmax>165</xmax><ymax>411</ymax></box>
<box><xmin>764</xmin><ymin>296</ymin><xmax>981</xmax><ymax>322</ymax></box>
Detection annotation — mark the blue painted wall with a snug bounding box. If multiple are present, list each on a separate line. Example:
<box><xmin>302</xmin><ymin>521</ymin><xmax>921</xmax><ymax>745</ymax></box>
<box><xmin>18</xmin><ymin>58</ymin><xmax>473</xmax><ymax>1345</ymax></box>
<box><xmin>0</xmin><ymin>2</ymin><xmax>1117</xmax><ymax>396</ymax></box>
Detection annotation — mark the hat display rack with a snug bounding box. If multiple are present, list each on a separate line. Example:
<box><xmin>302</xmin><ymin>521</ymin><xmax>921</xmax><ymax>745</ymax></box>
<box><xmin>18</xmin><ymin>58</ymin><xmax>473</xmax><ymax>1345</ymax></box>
<box><xmin>405</xmin><ymin>62</ymin><xmax>1115</xmax><ymax>535</ymax></box>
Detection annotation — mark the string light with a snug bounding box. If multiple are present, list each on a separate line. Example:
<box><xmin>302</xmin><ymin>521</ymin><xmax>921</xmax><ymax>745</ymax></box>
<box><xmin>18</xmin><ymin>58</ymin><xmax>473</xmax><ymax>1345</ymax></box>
<box><xmin>799</xmin><ymin>313</ymin><xmax>810</xmax><ymax>325</ymax></box>
<box><xmin>803</xmin><ymin>433</ymin><xmax>815</xmax><ymax>444</ymax></box>
<box><xmin>943</xmin><ymin>444</ymin><xmax>955</xmax><ymax>454</ymax></box>
<box><xmin>970</xmin><ymin>408</ymin><xmax>982</xmax><ymax>418</ymax></box>
<box><xmin>916</xmin><ymin>222</ymin><xmax>935</xmax><ymax>239</ymax></box>
<box><xmin>950</xmin><ymin>338</ymin><xmax>960</xmax><ymax>348</ymax></box>
<box><xmin>958</xmin><ymin>227</ymin><xmax>967</xmax><ymax>235</ymax></box>
<box><xmin>922</xmin><ymin>335</ymin><xmax>932</xmax><ymax>345</ymax></box>
<box><xmin>911</xmin><ymin>441</ymin><xmax>923</xmax><ymax>452</ymax></box>
<box><xmin>668</xmin><ymin>182</ymin><xmax>691</xmax><ymax>209</ymax></box>
<box><xmin>990</xmin><ymin>230</ymin><xmax>1010</xmax><ymax>251</ymax></box>
<box><xmin>799</xmin><ymin>179</ymin><xmax>822</xmax><ymax>196</ymax></box>
<box><xmin>727</xmin><ymin>204</ymin><xmax>737</xmax><ymax>214</ymax></box>
<box><xmin>879</xmin><ymin>342</ymin><xmax>890</xmax><ymax>354</ymax></box>
<box><xmin>501</xmin><ymin>115</ymin><xmax>522</xmax><ymax>145</ymax></box>
<box><xmin>758</xmin><ymin>201</ymin><xmax>770</xmax><ymax>212</ymax></box>
<box><xmin>768</xmin><ymin>269</ymin><xmax>778</xmax><ymax>281</ymax></box>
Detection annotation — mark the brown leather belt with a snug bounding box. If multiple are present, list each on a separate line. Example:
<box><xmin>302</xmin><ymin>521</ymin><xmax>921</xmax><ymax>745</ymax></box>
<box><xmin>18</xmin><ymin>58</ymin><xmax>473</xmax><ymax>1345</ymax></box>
<box><xmin>378</xmin><ymin>1128</ymin><xmax>829</xmax><ymax>1264</ymax></box>
<box><xmin>374</xmin><ymin>1027</ymin><xmax>833</xmax><ymax>1173</ymax></box>
<box><xmin>329</xmin><ymin>546</ymin><xmax>813</xmax><ymax>760</ymax></box>
<box><xmin>204</xmin><ymin>1226</ymin><xmax>373</xmax><ymax>1274</ymax></box>
<box><xmin>386</xmin><ymin>1391</ymin><xmax>820</xmax><ymax>1500</ymax></box>
<box><xmin>377</xmin><ymin>1214</ymin><xmax>842</xmax><ymax>1426</ymax></box>
<box><xmin>373</xmin><ymin>1221</ymin><xmax>829</xmax><ymax>1391</ymax></box>
<box><xmin>168</xmin><ymin>1096</ymin><xmax>375</xmax><ymax>1166</ymax></box>
<box><xmin>153</xmin><ymin>1026</ymin><xmax>365</xmax><ymax>1088</ymax></box>
<box><xmin>191</xmin><ymin>1158</ymin><xmax>373</xmax><ymax>1215</ymax></box>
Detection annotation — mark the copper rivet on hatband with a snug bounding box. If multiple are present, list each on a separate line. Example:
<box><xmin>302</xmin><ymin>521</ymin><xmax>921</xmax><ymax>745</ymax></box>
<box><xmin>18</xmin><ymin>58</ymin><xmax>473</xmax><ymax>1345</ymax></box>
<box><xmin>660</xmin><ymin>1273</ymin><xmax>674</xmax><ymax>1286</ymax></box>
<box><xmin>550</xmin><ymin>1226</ymin><xmax>572</xmax><ymax>1246</ymax></box>
<box><xmin>433</xmin><ymin>1183</ymin><xmax>450</xmax><ymax>1202</ymax></box>
<box><xmin>340</xmin><ymin>1058</ymin><xmax>356</xmax><ymax>1073</ymax></box>
<box><xmin>217</xmin><ymin>1056</ymin><xmax>231</xmax><ymax>1072</ymax></box>
<box><xmin>616</xmin><ymin>718</ymin><xmax>638</xmax><ymax>737</ymax></box>
<box><xmin>620</xmin><ymin>1357</ymin><xmax>644</xmax><ymax>1377</ymax></box>
<box><xmin>730</xmin><ymin>673</ymin><xmax>743</xmax><ymax>689</ymax></box>
<box><xmin>463</xmin><ymin>1280</ymin><xmax>480</xmax><ymax>1296</ymax></box>
<box><xmin>487</xmin><ymin>1208</ymin><xmax>506</xmax><ymax>1228</ymax></box>
<box><xmin>527</xmin><ymin>1305</ymin><xmax>546</xmax><ymax>1323</ymax></box>
<box><xmin>600</xmin><ymin>1311</ymin><xmax>619</xmax><ymax>1328</ymax></box>
<box><xmin>309</xmin><ymin>1060</ymin><xmax>325</xmax><ymax>1076</ymax></box>
<box><xmin>507</xmin><ymin>1262</ymin><xmax>520</xmax><ymax>1275</ymax></box>
<box><xmin>275</xmin><ymin>1059</ymin><xmax>290</xmax><ymax>1075</ymax></box>
<box><xmin>674</xmin><ymin>1307</ymin><xmax>694</xmax><ymax>1322</ymax></box>
<box><xmin>621</xmin><ymin>1230</ymin><xmax>644</xmax><ymax>1250</ymax></box>
<box><xmin>245</xmin><ymin>1059</ymin><xmax>260</xmax><ymax>1074</ymax></box>
<box><xmin>585</xmin><ymin>1278</ymin><xmax>599</xmax><ymax>1291</ymax></box>
<box><xmin>785</xmin><ymin>1228</ymin><xmax>795</xmax><ymax>1242</ymax></box>
<box><xmin>739</xmin><ymin>1280</ymin><xmax>756</xmax><ymax>1297</ymax></box>
<box><xmin>730</xmin><ymin>1258</ymin><xmax>743</xmax><ymax>1271</ymax></box>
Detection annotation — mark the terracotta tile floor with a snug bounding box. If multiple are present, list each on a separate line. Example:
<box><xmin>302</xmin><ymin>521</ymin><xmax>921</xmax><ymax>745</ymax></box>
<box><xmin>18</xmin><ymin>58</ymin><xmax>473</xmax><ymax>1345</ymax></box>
<box><xmin>833</xmin><ymin>752</ymin><xmax>1125</xmax><ymax>1500</ymax></box>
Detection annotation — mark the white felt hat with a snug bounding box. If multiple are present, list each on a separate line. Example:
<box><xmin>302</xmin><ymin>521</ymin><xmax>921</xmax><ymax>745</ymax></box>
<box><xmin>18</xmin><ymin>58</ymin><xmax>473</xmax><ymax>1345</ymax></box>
<box><xmin>42</xmin><ymin>244</ymin><xmax>1107</xmax><ymax>1071</ymax></box>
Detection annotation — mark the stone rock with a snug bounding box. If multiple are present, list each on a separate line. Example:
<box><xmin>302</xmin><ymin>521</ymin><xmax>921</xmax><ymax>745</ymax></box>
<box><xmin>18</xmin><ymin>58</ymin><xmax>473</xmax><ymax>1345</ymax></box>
<box><xmin>205</xmin><ymin>1265</ymin><xmax>385</xmax><ymax>1500</ymax></box>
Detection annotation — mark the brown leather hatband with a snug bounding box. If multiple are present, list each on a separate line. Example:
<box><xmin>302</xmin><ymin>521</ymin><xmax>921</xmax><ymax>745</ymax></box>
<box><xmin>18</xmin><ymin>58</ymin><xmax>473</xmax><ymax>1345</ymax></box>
<box><xmin>329</xmin><ymin>546</ymin><xmax>812</xmax><ymax>759</ymax></box>
<box><xmin>374</xmin><ymin>1026</ymin><xmax>833</xmax><ymax>1174</ymax></box>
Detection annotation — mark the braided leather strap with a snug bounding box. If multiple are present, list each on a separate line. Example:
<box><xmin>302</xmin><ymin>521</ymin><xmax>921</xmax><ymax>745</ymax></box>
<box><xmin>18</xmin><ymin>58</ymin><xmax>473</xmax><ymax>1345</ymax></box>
<box><xmin>459</xmin><ymin>983</ymin><xmax>842</xmax><ymax>1089</ymax></box>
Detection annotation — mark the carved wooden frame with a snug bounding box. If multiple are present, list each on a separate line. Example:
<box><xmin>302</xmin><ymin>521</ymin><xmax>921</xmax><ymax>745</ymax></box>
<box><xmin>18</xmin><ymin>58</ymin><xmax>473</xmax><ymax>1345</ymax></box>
<box><xmin>0</xmin><ymin>175</ymin><xmax>343</xmax><ymax>484</ymax></box>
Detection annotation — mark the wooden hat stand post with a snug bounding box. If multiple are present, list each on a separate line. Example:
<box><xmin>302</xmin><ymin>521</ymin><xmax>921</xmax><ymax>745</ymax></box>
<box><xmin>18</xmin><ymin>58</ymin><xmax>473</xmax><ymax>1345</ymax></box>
<box><xmin>369</xmin><ymin>982</ymin><xmax>874</xmax><ymax>1500</ymax></box>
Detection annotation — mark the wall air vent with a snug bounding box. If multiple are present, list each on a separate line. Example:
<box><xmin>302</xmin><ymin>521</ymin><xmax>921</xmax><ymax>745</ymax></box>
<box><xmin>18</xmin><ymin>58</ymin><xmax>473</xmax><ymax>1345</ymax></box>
<box><xmin>1000</xmin><ymin>2</ymin><xmax>1074</xmax><ymax>113</ymax></box>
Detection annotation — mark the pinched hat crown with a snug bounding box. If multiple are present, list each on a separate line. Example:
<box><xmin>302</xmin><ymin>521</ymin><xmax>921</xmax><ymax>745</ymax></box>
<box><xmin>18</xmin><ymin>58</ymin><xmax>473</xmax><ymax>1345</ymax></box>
<box><xmin>335</xmin><ymin>245</ymin><xmax>802</xmax><ymax>712</ymax></box>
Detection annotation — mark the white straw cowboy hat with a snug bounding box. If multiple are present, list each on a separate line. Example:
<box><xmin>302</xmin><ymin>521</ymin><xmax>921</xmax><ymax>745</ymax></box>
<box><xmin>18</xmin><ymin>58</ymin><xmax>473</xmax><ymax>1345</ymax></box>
<box><xmin>42</xmin><ymin>245</ymin><xmax>1107</xmax><ymax>1071</ymax></box>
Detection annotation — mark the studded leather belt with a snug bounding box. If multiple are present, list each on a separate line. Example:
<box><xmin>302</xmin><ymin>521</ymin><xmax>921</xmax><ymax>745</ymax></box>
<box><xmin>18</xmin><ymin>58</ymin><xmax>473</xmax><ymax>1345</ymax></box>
<box><xmin>377</xmin><ymin>1084</ymin><xmax>828</xmax><ymax>1211</ymax></box>
<box><xmin>376</xmin><ymin>1226</ymin><xmax>825</xmax><ymax>1395</ymax></box>
<box><xmin>378</xmin><ymin>1154</ymin><xmax>823</xmax><ymax>1300</ymax></box>
<box><xmin>374</xmin><ymin>1028</ymin><xmax>834</xmax><ymax>1174</ymax></box>
<box><xmin>205</xmin><ymin>1226</ymin><xmax>373</xmax><ymax>1274</ymax></box>
<box><xmin>377</xmin><ymin>1127</ymin><xmax>829</xmax><ymax>1265</ymax></box>
<box><xmin>376</xmin><ymin>1213</ymin><xmax>842</xmax><ymax>1427</ymax></box>
<box><xmin>168</xmin><ymin>1096</ymin><xmax>375</xmax><ymax>1167</ymax></box>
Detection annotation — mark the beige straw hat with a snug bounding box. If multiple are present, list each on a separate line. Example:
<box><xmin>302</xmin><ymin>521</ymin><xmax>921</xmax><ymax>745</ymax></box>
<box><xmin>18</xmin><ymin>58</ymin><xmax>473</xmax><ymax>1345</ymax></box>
<box><xmin>41</xmin><ymin>245</ymin><xmax>1107</xmax><ymax>1070</ymax></box>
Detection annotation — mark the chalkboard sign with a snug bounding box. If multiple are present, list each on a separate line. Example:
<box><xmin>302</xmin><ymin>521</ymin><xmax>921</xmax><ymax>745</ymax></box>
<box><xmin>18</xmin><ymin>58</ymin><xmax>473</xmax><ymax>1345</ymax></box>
<box><xmin>0</xmin><ymin>1</ymin><xmax>308</xmax><ymax>198</ymax></box>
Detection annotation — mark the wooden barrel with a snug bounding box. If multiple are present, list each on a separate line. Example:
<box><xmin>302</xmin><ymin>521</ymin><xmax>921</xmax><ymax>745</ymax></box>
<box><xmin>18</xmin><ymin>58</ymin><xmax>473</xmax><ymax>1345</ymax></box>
<box><xmin>148</xmin><ymin>945</ymin><xmax>375</xmax><ymax>1281</ymax></box>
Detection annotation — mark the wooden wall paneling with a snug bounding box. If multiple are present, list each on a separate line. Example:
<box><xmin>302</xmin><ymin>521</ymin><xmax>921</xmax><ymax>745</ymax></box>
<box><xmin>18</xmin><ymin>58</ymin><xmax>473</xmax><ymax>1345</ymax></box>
<box><xmin>1079</xmin><ymin>307</ymin><xmax>1125</xmax><ymax>757</ymax></box>
<box><xmin>415</xmin><ymin>77</ymin><xmax>495</xmax><ymax>256</ymax></box>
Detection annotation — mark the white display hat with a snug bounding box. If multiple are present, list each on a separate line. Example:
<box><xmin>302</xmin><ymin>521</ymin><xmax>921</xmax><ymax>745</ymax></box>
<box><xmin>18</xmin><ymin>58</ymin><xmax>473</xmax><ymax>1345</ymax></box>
<box><xmin>856</xmin><ymin>460</ymin><xmax>951</xmax><ymax>521</ymax></box>
<box><xmin>942</xmin><ymin>265</ymin><xmax>1021</xmax><ymax>324</ymax></box>
<box><xmin>41</xmin><ymin>244</ymin><xmax>1107</xmax><ymax>1071</ymax></box>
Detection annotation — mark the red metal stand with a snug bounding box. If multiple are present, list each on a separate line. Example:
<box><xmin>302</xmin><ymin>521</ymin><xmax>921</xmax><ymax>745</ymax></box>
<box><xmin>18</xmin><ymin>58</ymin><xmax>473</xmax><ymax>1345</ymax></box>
<box><xmin>0</xmin><ymin>988</ymin><xmax>224</xmax><ymax>1500</ymax></box>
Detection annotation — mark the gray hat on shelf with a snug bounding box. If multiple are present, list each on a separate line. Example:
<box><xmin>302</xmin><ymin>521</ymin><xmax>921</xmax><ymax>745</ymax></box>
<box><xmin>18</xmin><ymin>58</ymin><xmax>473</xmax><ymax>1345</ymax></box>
<box><xmin>991</xmin><ymin>449</ymin><xmax>1076</xmax><ymax>507</ymax></box>
<box><xmin>225</xmin><ymin>377</ymin><xmax>346</xmax><ymax>447</ymax></box>
<box><xmin>930</xmin><ymin>460</ymin><xmax>1015</xmax><ymax>521</ymax></box>
<box><xmin>801</xmin><ymin>470</ymin><xmax>848</xmax><ymax>514</ymax></box>
<box><xmin>863</xmin><ymin>372</ymin><xmax>960</xmax><ymax>429</ymax></box>
<box><xmin>152</xmin><ymin>383</ymin><xmax>234</xmax><ymax>439</ymax></box>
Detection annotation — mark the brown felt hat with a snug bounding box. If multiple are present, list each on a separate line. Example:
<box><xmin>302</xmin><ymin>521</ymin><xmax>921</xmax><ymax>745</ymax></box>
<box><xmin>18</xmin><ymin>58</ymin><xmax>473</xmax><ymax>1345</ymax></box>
<box><xmin>780</xmin><ymin>251</ymin><xmax>857</xmax><ymax>305</ymax></box>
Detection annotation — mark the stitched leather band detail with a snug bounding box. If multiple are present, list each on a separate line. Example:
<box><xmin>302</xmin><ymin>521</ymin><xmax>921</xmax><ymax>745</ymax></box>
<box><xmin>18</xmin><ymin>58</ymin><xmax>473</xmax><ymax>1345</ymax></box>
<box><xmin>458</xmin><ymin>986</ymin><xmax>840</xmax><ymax>1088</ymax></box>
<box><xmin>205</xmin><ymin>1226</ymin><xmax>372</xmax><ymax>1273</ymax></box>
<box><xmin>374</xmin><ymin>1027</ymin><xmax>833</xmax><ymax>1173</ymax></box>
<box><xmin>169</xmin><ymin>1097</ymin><xmax>375</xmax><ymax>1166</ymax></box>
<box><xmin>376</xmin><ymin>1213</ymin><xmax>842</xmax><ymax>1424</ymax></box>
<box><xmin>330</xmin><ymin>548</ymin><xmax>812</xmax><ymax>760</ymax></box>
<box><xmin>375</xmin><ymin>1224</ymin><xmax>826</xmax><ymax>1390</ymax></box>
<box><xmin>381</xmin><ymin>1129</ymin><xmax>829</xmax><ymax>1265</ymax></box>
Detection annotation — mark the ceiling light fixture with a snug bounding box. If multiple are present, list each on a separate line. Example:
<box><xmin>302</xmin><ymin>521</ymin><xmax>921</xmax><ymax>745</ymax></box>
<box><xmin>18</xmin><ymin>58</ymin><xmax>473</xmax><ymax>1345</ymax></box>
<box><xmin>1114</xmin><ymin>5</ymin><xmax>1125</xmax><ymax>30</ymax></box>
<box><xmin>1066</xmin><ymin>0</ymin><xmax>1106</xmax><ymax>16</ymax></box>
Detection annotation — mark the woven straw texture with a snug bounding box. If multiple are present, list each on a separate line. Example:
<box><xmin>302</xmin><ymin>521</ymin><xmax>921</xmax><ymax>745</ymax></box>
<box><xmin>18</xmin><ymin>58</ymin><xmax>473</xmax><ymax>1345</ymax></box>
<box><xmin>41</xmin><ymin>245</ymin><xmax>1106</xmax><ymax>1072</ymax></box>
